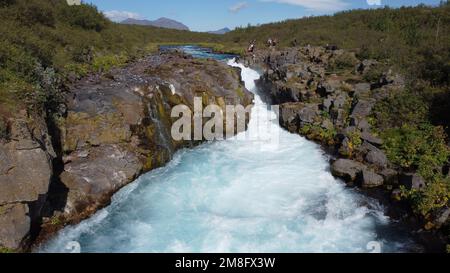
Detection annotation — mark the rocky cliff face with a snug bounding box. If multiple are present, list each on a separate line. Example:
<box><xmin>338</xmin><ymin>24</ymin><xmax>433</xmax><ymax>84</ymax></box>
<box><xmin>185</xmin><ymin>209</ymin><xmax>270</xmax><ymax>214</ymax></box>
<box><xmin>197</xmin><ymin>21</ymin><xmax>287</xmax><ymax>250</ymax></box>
<box><xmin>0</xmin><ymin>112</ymin><xmax>55</xmax><ymax>250</ymax></box>
<box><xmin>243</xmin><ymin>47</ymin><xmax>405</xmax><ymax>185</ymax></box>
<box><xmin>242</xmin><ymin>46</ymin><xmax>448</xmax><ymax>250</ymax></box>
<box><xmin>0</xmin><ymin>51</ymin><xmax>253</xmax><ymax>251</ymax></box>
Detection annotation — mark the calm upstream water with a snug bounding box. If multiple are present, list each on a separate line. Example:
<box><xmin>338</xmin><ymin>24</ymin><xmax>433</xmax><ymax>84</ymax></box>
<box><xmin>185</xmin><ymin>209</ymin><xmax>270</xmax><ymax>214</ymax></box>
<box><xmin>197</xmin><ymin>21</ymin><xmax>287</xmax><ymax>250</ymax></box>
<box><xmin>39</xmin><ymin>46</ymin><xmax>421</xmax><ymax>253</ymax></box>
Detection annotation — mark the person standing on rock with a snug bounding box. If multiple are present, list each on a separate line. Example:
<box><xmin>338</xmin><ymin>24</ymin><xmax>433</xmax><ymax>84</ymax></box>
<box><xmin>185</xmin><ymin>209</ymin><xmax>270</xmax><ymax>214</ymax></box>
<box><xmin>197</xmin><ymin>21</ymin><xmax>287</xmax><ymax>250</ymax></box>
<box><xmin>247</xmin><ymin>40</ymin><xmax>256</xmax><ymax>53</ymax></box>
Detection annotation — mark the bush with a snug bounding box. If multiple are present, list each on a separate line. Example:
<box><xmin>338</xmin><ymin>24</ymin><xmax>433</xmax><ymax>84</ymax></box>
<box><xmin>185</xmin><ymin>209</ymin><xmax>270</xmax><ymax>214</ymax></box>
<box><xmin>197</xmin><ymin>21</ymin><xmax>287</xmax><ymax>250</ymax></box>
<box><xmin>60</xmin><ymin>4</ymin><xmax>109</xmax><ymax>32</ymax></box>
<box><xmin>363</xmin><ymin>64</ymin><xmax>387</xmax><ymax>83</ymax></box>
<box><xmin>347</xmin><ymin>130</ymin><xmax>363</xmax><ymax>148</ymax></box>
<box><xmin>92</xmin><ymin>54</ymin><xmax>128</xmax><ymax>73</ymax></box>
<box><xmin>16</xmin><ymin>0</ymin><xmax>55</xmax><ymax>27</ymax></box>
<box><xmin>300</xmin><ymin>123</ymin><xmax>337</xmax><ymax>145</ymax></box>
<box><xmin>403</xmin><ymin>177</ymin><xmax>450</xmax><ymax>216</ymax></box>
<box><xmin>329</xmin><ymin>52</ymin><xmax>359</xmax><ymax>71</ymax></box>
<box><xmin>386</xmin><ymin>124</ymin><xmax>450</xmax><ymax>216</ymax></box>
<box><xmin>0</xmin><ymin>246</ymin><xmax>14</xmax><ymax>253</ymax></box>
<box><xmin>382</xmin><ymin>124</ymin><xmax>449</xmax><ymax>180</ymax></box>
<box><xmin>30</xmin><ymin>64</ymin><xmax>64</xmax><ymax>113</ymax></box>
<box><xmin>373</xmin><ymin>91</ymin><xmax>429</xmax><ymax>130</ymax></box>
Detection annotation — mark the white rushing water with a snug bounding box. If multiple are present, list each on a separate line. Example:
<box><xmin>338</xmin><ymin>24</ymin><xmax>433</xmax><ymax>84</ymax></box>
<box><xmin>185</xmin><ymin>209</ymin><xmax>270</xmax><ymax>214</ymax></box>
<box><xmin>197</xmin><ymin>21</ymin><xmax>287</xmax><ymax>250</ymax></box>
<box><xmin>39</xmin><ymin>59</ymin><xmax>416</xmax><ymax>253</ymax></box>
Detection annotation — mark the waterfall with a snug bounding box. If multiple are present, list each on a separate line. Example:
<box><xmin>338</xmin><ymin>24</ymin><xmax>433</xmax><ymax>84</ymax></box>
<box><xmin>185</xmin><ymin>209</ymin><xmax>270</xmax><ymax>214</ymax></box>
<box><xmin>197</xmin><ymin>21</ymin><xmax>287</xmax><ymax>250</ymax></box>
<box><xmin>38</xmin><ymin>49</ymin><xmax>419</xmax><ymax>253</ymax></box>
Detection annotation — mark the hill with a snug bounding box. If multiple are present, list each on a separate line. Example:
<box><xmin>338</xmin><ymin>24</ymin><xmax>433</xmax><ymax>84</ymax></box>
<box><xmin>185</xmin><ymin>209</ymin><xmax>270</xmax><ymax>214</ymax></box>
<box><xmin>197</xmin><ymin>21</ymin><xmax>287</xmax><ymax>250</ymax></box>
<box><xmin>208</xmin><ymin>27</ymin><xmax>231</xmax><ymax>35</ymax></box>
<box><xmin>121</xmin><ymin>17</ymin><xmax>190</xmax><ymax>31</ymax></box>
<box><xmin>0</xmin><ymin>0</ymin><xmax>217</xmax><ymax>114</ymax></box>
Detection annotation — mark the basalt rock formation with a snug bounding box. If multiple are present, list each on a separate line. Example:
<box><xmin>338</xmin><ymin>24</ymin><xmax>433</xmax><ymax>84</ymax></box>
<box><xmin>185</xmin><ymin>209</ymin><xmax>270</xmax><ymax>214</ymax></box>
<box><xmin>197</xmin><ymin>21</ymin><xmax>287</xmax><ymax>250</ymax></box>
<box><xmin>241</xmin><ymin>46</ymin><xmax>448</xmax><ymax>251</ymax></box>
<box><xmin>0</xmin><ymin>51</ymin><xmax>253</xmax><ymax>251</ymax></box>
<box><xmin>242</xmin><ymin>47</ymin><xmax>405</xmax><ymax>188</ymax></box>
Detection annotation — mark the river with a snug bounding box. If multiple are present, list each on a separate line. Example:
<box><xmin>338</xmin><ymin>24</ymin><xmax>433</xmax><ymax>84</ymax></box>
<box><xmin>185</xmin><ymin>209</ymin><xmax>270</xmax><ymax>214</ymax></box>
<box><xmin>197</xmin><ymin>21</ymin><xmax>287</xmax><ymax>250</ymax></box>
<box><xmin>38</xmin><ymin>46</ymin><xmax>420</xmax><ymax>253</ymax></box>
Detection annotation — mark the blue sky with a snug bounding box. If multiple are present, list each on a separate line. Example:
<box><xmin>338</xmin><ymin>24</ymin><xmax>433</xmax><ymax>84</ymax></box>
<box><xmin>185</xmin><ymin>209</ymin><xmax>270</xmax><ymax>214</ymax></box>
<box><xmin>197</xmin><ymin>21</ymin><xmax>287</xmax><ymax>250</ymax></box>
<box><xmin>85</xmin><ymin>0</ymin><xmax>443</xmax><ymax>32</ymax></box>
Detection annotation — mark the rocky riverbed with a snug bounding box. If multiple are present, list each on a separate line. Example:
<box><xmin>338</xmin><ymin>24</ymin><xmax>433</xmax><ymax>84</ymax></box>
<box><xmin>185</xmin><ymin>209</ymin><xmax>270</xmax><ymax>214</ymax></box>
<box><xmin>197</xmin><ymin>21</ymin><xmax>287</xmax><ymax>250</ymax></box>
<box><xmin>241</xmin><ymin>46</ymin><xmax>448</xmax><ymax>251</ymax></box>
<box><xmin>0</xmin><ymin>51</ymin><xmax>253</xmax><ymax>251</ymax></box>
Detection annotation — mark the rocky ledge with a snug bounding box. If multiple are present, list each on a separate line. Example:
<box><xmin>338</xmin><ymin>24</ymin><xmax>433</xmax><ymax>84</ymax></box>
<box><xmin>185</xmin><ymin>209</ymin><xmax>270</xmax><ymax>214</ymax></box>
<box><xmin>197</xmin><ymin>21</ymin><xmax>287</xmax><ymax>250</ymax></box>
<box><xmin>242</xmin><ymin>46</ymin><xmax>448</xmax><ymax>251</ymax></box>
<box><xmin>0</xmin><ymin>51</ymin><xmax>253</xmax><ymax>251</ymax></box>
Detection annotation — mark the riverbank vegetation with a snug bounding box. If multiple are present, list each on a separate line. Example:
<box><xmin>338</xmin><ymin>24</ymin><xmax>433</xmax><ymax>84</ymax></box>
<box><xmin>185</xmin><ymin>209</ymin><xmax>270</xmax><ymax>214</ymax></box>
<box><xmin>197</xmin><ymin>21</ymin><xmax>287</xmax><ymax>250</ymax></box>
<box><xmin>0</xmin><ymin>0</ymin><xmax>219</xmax><ymax>114</ymax></box>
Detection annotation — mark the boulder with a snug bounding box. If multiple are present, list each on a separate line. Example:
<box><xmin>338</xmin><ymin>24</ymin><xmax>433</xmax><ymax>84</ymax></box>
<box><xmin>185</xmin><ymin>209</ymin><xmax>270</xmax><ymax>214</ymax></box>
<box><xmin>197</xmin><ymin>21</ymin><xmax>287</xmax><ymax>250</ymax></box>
<box><xmin>399</xmin><ymin>173</ymin><xmax>426</xmax><ymax>190</ymax></box>
<box><xmin>0</xmin><ymin>119</ymin><xmax>54</xmax><ymax>205</ymax></box>
<box><xmin>0</xmin><ymin>203</ymin><xmax>30</xmax><ymax>250</ymax></box>
<box><xmin>351</xmin><ymin>99</ymin><xmax>375</xmax><ymax>119</ymax></box>
<box><xmin>283</xmin><ymin>64</ymin><xmax>310</xmax><ymax>81</ymax></box>
<box><xmin>361</xmin><ymin>131</ymin><xmax>383</xmax><ymax>146</ymax></box>
<box><xmin>350</xmin><ymin>116</ymin><xmax>371</xmax><ymax>132</ymax></box>
<box><xmin>0</xmin><ymin>144</ymin><xmax>52</xmax><ymax>205</ymax></box>
<box><xmin>356</xmin><ymin>59</ymin><xmax>378</xmax><ymax>74</ymax></box>
<box><xmin>331</xmin><ymin>159</ymin><xmax>367</xmax><ymax>182</ymax></box>
<box><xmin>322</xmin><ymin>97</ymin><xmax>333</xmax><ymax>112</ymax></box>
<box><xmin>358</xmin><ymin>169</ymin><xmax>384</xmax><ymax>188</ymax></box>
<box><xmin>380</xmin><ymin>168</ymin><xmax>398</xmax><ymax>185</ymax></box>
<box><xmin>61</xmin><ymin>145</ymin><xmax>143</xmax><ymax>217</ymax></box>
<box><xmin>331</xmin><ymin>108</ymin><xmax>347</xmax><ymax>128</ymax></box>
<box><xmin>279</xmin><ymin>103</ymin><xmax>320</xmax><ymax>131</ymax></box>
<box><xmin>299</xmin><ymin>104</ymin><xmax>319</xmax><ymax>124</ymax></box>
<box><xmin>365</xmin><ymin>148</ymin><xmax>388</xmax><ymax>168</ymax></box>
<box><xmin>279</xmin><ymin>103</ymin><xmax>302</xmax><ymax>132</ymax></box>
<box><xmin>357</xmin><ymin>141</ymin><xmax>379</xmax><ymax>154</ymax></box>
<box><xmin>332</xmin><ymin>93</ymin><xmax>349</xmax><ymax>109</ymax></box>
<box><xmin>317</xmin><ymin>79</ymin><xmax>341</xmax><ymax>97</ymax></box>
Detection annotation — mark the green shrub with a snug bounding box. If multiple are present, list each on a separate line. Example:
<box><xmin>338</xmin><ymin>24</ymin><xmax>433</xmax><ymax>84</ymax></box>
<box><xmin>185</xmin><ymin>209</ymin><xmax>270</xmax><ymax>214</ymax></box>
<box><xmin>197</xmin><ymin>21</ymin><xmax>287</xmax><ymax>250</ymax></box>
<box><xmin>348</xmin><ymin>130</ymin><xmax>363</xmax><ymax>148</ymax></box>
<box><xmin>29</xmin><ymin>65</ymin><xmax>64</xmax><ymax>113</ymax></box>
<box><xmin>0</xmin><ymin>247</ymin><xmax>14</xmax><ymax>253</ymax></box>
<box><xmin>329</xmin><ymin>52</ymin><xmax>359</xmax><ymax>71</ymax></box>
<box><xmin>363</xmin><ymin>64</ymin><xmax>387</xmax><ymax>83</ymax></box>
<box><xmin>386</xmin><ymin>124</ymin><xmax>450</xmax><ymax>216</ymax></box>
<box><xmin>59</xmin><ymin>3</ymin><xmax>109</xmax><ymax>32</ymax></box>
<box><xmin>16</xmin><ymin>0</ymin><xmax>55</xmax><ymax>27</ymax></box>
<box><xmin>92</xmin><ymin>54</ymin><xmax>128</xmax><ymax>73</ymax></box>
<box><xmin>373</xmin><ymin>91</ymin><xmax>429</xmax><ymax>130</ymax></box>
<box><xmin>300</xmin><ymin>123</ymin><xmax>337</xmax><ymax>145</ymax></box>
<box><xmin>403</xmin><ymin>177</ymin><xmax>450</xmax><ymax>216</ymax></box>
<box><xmin>382</xmin><ymin>124</ymin><xmax>449</xmax><ymax>180</ymax></box>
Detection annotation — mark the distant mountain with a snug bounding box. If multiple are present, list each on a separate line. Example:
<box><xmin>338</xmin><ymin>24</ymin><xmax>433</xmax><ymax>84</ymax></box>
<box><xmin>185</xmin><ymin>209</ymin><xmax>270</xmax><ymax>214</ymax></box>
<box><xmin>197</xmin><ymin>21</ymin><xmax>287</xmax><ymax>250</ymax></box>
<box><xmin>121</xmin><ymin>17</ymin><xmax>190</xmax><ymax>31</ymax></box>
<box><xmin>208</xmin><ymin>28</ymin><xmax>231</xmax><ymax>35</ymax></box>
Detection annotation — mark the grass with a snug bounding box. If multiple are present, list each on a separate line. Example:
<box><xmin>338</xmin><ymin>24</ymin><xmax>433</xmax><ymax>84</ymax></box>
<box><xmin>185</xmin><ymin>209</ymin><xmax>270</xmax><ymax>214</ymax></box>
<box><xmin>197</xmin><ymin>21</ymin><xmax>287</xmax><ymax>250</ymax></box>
<box><xmin>0</xmin><ymin>247</ymin><xmax>14</xmax><ymax>254</ymax></box>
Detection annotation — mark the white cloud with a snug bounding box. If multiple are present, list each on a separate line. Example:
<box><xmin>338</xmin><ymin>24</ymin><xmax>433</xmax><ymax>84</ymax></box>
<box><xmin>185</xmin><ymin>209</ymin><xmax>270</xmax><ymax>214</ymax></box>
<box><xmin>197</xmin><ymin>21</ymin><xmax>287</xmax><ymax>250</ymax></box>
<box><xmin>229</xmin><ymin>2</ymin><xmax>249</xmax><ymax>13</ymax></box>
<box><xmin>261</xmin><ymin>0</ymin><xmax>349</xmax><ymax>12</ymax></box>
<box><xmin>103</xmin><ymin>10</ymin><xmax>143</xmax><ymax>22</ymax></box>
<box><xmin>367</xmin><ymin>0</ymin><xmax>382</xmax><ymax>6</ymax></box>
